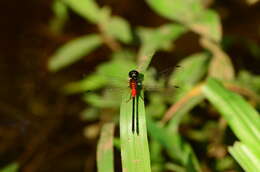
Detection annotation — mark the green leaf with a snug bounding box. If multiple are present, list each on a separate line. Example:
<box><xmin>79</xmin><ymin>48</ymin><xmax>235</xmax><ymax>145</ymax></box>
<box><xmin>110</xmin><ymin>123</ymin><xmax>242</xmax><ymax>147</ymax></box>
<box><xmin>202</xmin><ymin>78</ymin><xmax>260</xmax><ymax>154</ymax></box>
<box><xmin>97</xmin><ymin>123</ymin><xmax>115</xmax><ymax>172</ymax></box>
<box><xmin>138</xmin><ymin>24</ymin><xmax>186</xmax><ymax>54</ymax></box>
<box><xmin>0</xmin><ymin>163</ymin><xmax>19</xmax><ymax>172</ymax></box>
<box><xmin>64</xmin><ymin>0</ymin><xmax>101</xmax><ymax>23</ymax></box>
<box><xmin>83</xmin><ymin>91</ymin><xmax>122</xmax><ymax>108</ymax></box>
<box><xmin>168</xmin><ymin>53</ymin><xmax>209</xmax><ymax>102</ymax></box>
<box><xmin>48</xmin><ymin>34</ymin><xmax>102</xmax><ymax>72</ymax></box>
<box><xmin>147</xmin><ymin>118</ymin><xmax>201</xmax><ymax>172</ymax></box>
<box><xmin>120</xmin><ymin>92</ymin><xmax>151</xmax><ymax>172</ymax></box>
<box><xmin>169</xmin><ymin>53</ymin><xmax>209</xmax><ymax>86</ymax></box>
<box><xmin>145</xmin><ymin>0</ymin><xmax>204</xmax><ymax>23</ymax></box>
<box><xmin>145</xmin><ymin>0</ymin><xmax>222</xmax><ymax>42</ymax></box>
<box><xmin>95</xmin><ymin>56</ymin><xmax>136</xmax><ymax>87</ymax></box>
<box><xmin>64</xmin><ymin>74</ymin><xmax>107</xmax><ymax>94</ymax></box>
<box><xmin>189</xmin><ymin>9</ymin><xmax>222</xmax><ymax>42</ymax></box>
<box><xmin>49</xmin><ymin>0</ymin><xmax>69</xmax><ymax>33</ymax></box>
<box><xmin>229</xmin><ymin>142</ymin><xmax>260</xmax><ymax>172</ymax></box>
<box><xmin>104</xmin><ymin>16</ymin><xmax>132</xmax><ymax>43</ymax></box>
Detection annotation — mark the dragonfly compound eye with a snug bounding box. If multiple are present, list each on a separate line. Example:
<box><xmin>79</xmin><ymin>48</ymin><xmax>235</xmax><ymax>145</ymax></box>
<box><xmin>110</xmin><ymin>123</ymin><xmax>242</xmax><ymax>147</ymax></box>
<box><xmin>128</xmin><ymin>70</ymin><xmax>139</xmax><ymax>79</ymax></box>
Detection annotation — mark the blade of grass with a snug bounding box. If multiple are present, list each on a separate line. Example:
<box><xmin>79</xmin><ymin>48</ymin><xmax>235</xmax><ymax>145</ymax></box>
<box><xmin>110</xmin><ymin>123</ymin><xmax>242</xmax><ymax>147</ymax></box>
<box><xmin>229</xmin><ymin>142</ymin><xmax>260</xmax><ymax>172</ymax></box>
<box><xmin>97</xmin><ymin>122</ymin><xmax>115</xmax><ymax>172</ymax></box>
<box><xmin>120</xmin><ymin>92</ymin><xmax>151</xmax><ymax>172</ymax></box>
<box><xmin>202</xmin><ymin>78</ymin><xmax>260</xmax><ymax>154</ymax></box>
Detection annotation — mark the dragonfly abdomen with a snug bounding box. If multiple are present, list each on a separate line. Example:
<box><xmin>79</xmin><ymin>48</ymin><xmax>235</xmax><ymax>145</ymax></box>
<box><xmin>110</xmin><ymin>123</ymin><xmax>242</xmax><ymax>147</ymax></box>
<box><xmin>129</xmin><ymin>78</ymin><xmax>137</xmax><ymax>97</ymax></box>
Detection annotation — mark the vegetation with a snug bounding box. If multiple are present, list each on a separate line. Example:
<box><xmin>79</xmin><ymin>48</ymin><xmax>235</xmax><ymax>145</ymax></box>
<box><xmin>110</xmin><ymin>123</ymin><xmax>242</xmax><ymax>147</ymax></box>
<box><xmin>1</xmin><ymin>0</ymin><xmax>259</xmax><ymax>172</ymax></box>
<box><xmin>48</xmin><ymin>0</ymin><xmax>260</xmax><ymax>171</ymax></box>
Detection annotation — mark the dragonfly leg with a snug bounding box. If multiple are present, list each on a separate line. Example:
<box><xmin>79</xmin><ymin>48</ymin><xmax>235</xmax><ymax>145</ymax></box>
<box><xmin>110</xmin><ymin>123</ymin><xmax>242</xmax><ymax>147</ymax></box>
<box><xmin>126</xmin><ymin>93</ymin><xmax>132</xmax><ymax>102</ymax></box>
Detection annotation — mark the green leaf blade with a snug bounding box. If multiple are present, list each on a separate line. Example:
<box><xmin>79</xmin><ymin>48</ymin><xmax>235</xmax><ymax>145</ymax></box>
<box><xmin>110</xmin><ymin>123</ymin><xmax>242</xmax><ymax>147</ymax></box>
<box><xmin>48</xmin><ymin>34</ymin><xmax>102</xmax><ymax>72</ymax></box>
<box><xmin>229</xmin><ymin>142</ymin><xmax>260</xmax><ymax>172</ymax></box>
<box><xmin>120</xmin><ymin>92</ymin><xmax>151</xmax><ymax>172</ymax></box>
<box><xmin>97</xmin><ymin>123</ymin><xmax>115</xmax><ymax>172</ymax></box>
<box><xmin>202</xmin><ymin>78</ymin><xmax>260</xmax><ymax>153</ymax></box>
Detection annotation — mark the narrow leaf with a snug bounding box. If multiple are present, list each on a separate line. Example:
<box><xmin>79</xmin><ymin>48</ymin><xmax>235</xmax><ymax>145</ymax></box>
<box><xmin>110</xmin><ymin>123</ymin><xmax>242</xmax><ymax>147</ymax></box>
<box><xmin>97</xmin><ymin>123</ymin><xmax>115</xmax><ymax>172</ymax></box>
<box><xmin>202</xmin><ymin>78</ymin><xmax>260</xmax><ymax>153</ymax></box>
<box><xmin>48</xmin><ymin>34</ymin><xmax>102</xmax><ymax>72</ymax></box>
<box><xmin>229</xmin><ymin>142</ymin><xmax>260</xmax><ymax>172</ymax></box>
<box><xmin>120</xmin><ymin>92</ymin><xmax>151</xmax><ymax>172</ymax></box>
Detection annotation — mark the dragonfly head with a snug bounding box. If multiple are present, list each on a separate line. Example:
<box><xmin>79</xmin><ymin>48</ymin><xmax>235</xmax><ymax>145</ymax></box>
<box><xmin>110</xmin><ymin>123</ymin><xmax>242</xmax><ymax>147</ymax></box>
<box><xmin>129</xmin><ymin>70</ymin><xmax>139</xmax><ymax>80</ymax></box>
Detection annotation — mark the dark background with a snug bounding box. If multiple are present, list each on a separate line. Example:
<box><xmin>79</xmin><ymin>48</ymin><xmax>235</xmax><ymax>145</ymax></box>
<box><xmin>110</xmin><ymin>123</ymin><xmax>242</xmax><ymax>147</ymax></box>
<box><xmin>0</xmin><ymin>0</ymin><xmax>259</xmax><ymax>171</ymax></box>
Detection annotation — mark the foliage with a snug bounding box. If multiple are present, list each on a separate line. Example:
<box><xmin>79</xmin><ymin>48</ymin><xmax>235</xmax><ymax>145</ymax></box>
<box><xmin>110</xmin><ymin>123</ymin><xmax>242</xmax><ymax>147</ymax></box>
<box><xmin>45</xmin><ymin>0</ymin><xmax>260</xmax><ymax>172</ymax></box>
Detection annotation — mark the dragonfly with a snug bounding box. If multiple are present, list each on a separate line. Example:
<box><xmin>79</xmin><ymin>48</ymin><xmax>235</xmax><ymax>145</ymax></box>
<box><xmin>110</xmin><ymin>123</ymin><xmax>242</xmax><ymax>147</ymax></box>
<box><xmin>127</xmin><ymin>68</ymin><xmax>181</xmax><ymax>135</ymax></box>
<box><xmin>128</xmin><ymin>70</ymin><xmax>143</xmax><ymax>135</ymax></box>
<box><xmin>83</xmin><ymin>66</ymin><xmax>182</xmax><ymax>135</ymax></box>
